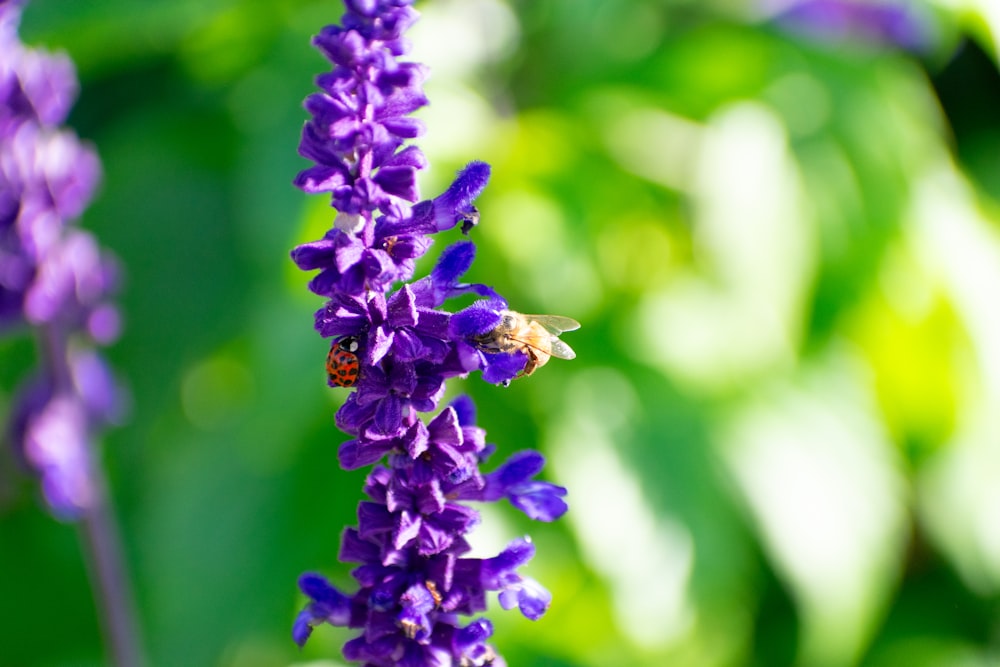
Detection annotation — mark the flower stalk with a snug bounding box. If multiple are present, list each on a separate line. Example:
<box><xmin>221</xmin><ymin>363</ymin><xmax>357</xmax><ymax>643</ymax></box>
<box><xmin>1</xmin><ymin>1</ymin><xmax>144</xmax><ymax>664</ymax></box>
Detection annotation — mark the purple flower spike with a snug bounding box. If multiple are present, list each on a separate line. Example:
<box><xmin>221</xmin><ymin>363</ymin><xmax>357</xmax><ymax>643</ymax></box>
<box><xmin>2</xmin><ymin>6</ymin><xmax>144</xmax><ymax>666</ymax></box>
<box><xmin>2</xmin><ymin>0</ymin><xmax>122</xmax><ymax>520</ymax></box>
<box><xmin>289</xmin><ymin>1</ymin><xmax>570</xmax><ymax>664</ymax></box>
<box><xmin>449</xmin><ymin>394</ymin><xmax>477</xmax><ymax>427</ymax></box>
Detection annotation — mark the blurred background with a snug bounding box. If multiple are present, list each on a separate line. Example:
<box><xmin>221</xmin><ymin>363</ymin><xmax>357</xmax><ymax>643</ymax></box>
<box><xmin>3</xmin><ymin>0</ymin><xmax>1000</xmax><ymax>665</ymax></box>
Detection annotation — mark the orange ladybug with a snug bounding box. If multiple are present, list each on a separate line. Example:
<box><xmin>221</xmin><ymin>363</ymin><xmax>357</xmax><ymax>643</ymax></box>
<box><xmin>327</xmin><ymin>336</ymin><xmax>361</xmax><ymax>387</ymax></box>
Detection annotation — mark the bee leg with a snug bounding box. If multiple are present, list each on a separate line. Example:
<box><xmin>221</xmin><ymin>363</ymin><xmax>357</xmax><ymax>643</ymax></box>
<box><xmin>521</xmin><ymin>351</ymin><xmax>539</xmax><ymax>376</ymax></box>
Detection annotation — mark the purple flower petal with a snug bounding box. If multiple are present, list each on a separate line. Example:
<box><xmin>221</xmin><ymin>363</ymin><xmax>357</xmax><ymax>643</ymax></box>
<box><xmin>497</xmin><ymin>575</ymin><xmax>551</xmax><ymax>620</ymax></box>
<box><xmin>386</xmin><ymin>284</ymin><xmax>418</xmax><ymax>327</ymax></box>
<box><xmin>339</xmin><ymin>527</ymin><xmax>380</xmax><ymax>563</ymax></box>
<box><xmin>483</xmin><ymin>538</ymin><xmax>535</xmax><ymax>580</ymax></box>
<box><xmin>374</xmin><ymin>393</ymin><xmax>405</xmax><ymax>435</ymax></box>
<box><xmin>375</xmin><ymin>167</ymin><xmax>419</xmax><ymax>203</ymax></box>
<box><xmin>292</xmin><ymin>573</ymin><xmax>354</xmax><ymax>647</ymax></box>
<box><xmin>507</xmin><ymin>481</ymin><xmax>568</xmax><ymax>522</ymax></box>
<box><xmin>481</xmin><ymin>351</ymin><xmax>527</xmax><ymax>386</ymax></box>
<box><xmin>340</xmin><ymin>436</ymin><xmax>393</xmax><ymax>469</ymax></box>
<box><xmin>292</xmin><ymin>609</ymin><xmax>316</xmax><ymax>647</ymax></box>
<box><xmin>449</xmin><ymin>395</ymin><xmax>477</xmax><ymax>427</ymax></box>
<box><xmin>494</xmin><ymin>450</ymin><xmax>545</xmax><ymax>486</ymax></box>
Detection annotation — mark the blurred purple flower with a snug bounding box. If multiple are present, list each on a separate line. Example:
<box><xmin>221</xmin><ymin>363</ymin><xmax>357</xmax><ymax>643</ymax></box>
<box><xmin>21</xmin><ymin>394</ymin><xmax>94</xmax><ymax>517</ymax></box>
<box><xmin>769</xmin><ymin>0</ymin><xmax>934</xmax><ymax>50</ymax></box>
<box><xmin>0</xmin><ymin>0</ymin><xmax>121</xmax><ymax>519</ymax></box>
<box><xmin>289</xmin><ymin>2</ymin><xmax>568</xmax><ymax>663</ymax></box>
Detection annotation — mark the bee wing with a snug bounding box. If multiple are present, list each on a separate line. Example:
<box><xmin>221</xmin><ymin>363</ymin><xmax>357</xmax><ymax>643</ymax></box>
<box><xmin>524</xmin><ymin>314</ymin><xmax>581</xmax><ymax>335</ymax></box>
<box><xmin>548</xmin><ymin>337</ymin><xmax>576</xmax><ymax>360</ymax></box>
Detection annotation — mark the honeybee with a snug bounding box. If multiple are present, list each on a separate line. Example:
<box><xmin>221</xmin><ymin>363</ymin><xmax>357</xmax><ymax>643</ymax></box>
<box><xmin>472</xmin><ymin>310</ymin><xmax>580</xmax><ymax>377</ymax></box>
